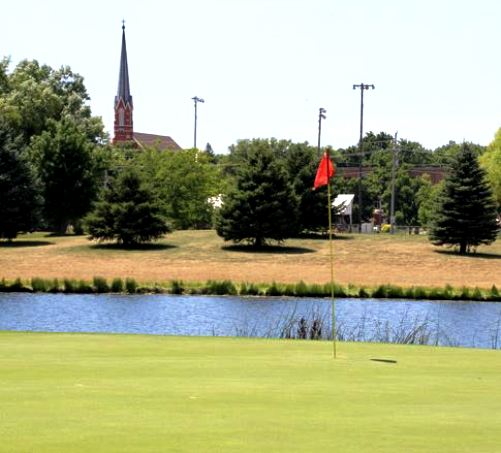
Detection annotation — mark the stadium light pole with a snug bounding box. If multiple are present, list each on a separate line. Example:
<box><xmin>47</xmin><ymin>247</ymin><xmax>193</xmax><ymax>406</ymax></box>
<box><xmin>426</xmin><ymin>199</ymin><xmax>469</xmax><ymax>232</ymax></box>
<box><xmin>192</xmin><ymin>96</ymin><xmax>204</xmax><ymax>149</ymax></box>
<box><xmin>353</xmin><ymin>83</ymin><xmax>374</xmax><ymax>233</ymax></box>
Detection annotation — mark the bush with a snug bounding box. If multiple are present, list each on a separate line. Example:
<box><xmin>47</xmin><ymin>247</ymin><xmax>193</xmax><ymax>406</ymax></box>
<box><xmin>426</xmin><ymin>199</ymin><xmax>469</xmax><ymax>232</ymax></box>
<box><xmin>76</xmin><ymin>280</ymin><xmax>93</xmax><ymax>293</ymax></box>
<box><xmin>204</xmin><ymin>280</ymin><xmax>237</xmax><ymax>295</ymax></box>
<box><xmin>63</xmin><ymin>279</ymin><xmax>76</xmax><ymax>293</ymax></box>
<box><xmin>93</xmin><ymin>276</ymin><xmax>109</xmax><ymax>293</ymax></box>
<box><xmin>170</xmin><ymin>280</ymin><xmax>184</xmax><ymax>295</ymax></box>
<box><xmin>266</xmin><ymin>282</ymin><xmax>282</xmax><ymax>296</ymax></box>
<box><xmin>125</xmin><ymin>278</ymin><xmax>138</xmax><ymax>294</ymax></box>
<box><xmin>48</xmin><ymin>279</ymin><xmax>60</xmax><ymax>293</ymax></box>
<box><xmin>239</xmin><ymin>282</ymin><xmax>260</xmax><ymax>296</ymax></box>
<box><xmin>31</xmin><ymin>277</ymin><xmax>49</xmax><ymax>292</ymax></box>
<box><xmin>111</xmin><ymin>278</ymin><xmax>124</xmax><ymax>293</ymax></box>
<box><xmin>9</xmin><ymin>278</ymin><xmax>30</xmax><ymax>292</ymax></box>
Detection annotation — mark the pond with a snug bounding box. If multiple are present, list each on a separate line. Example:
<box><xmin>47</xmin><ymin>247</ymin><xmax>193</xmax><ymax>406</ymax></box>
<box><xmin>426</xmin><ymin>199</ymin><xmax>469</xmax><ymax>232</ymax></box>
<box><xmin>0</xmin><ymin>293</ymin><xmax>500</xmax><ymax>349</ymax></box>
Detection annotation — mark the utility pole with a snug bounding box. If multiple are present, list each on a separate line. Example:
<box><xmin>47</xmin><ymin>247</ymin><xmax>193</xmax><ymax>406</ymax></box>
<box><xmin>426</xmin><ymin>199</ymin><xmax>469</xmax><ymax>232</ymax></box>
<box><xmin>192</xmin><ymin>96</ymin><xmax>204</xmax><ymax>149</ymax></box>
<box><xmin>317</xmin><ymin>108</ymin><xmax>327</xmax><ymax>157</ymax></box>
<box><xmin>353</xmin><ymin>83</ymin><xmax>375</xmax><ymax>233</ymax></box>
<box><xmin>390</xmin><ymin>132</ymin><xmax>398</xmax><ymax>234</ymax></box>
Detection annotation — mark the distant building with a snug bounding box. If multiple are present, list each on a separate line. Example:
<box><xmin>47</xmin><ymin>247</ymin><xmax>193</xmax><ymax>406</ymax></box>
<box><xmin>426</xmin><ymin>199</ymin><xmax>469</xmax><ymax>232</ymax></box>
<box><xmin>112</xmin><ymin>24</ymin><xmax>181</xmax><ymax>151</ymax></box>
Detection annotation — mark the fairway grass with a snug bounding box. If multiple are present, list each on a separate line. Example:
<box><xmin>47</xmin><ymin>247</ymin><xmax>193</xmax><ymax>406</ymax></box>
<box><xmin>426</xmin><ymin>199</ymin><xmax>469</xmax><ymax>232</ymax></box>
<box><xmin>1</xmin><ymin>332</ymin><xmax>500</xmax><ymax>452</ymax></box>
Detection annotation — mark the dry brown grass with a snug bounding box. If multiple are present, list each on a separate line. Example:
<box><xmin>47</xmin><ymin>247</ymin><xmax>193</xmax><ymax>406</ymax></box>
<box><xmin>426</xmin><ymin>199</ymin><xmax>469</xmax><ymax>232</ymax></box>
<box><xmin>1</xmin><ymin>230</ymin><xmax>500</xmax><ymax>289</ymax></box>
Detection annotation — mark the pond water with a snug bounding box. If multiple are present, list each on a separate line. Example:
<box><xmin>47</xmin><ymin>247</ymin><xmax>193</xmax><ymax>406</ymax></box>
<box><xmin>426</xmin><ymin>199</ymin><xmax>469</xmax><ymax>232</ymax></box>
<box><xmin>1</xmin><ymin>293</ymin><xmax>500</xmax><ymax>349</ymax></box>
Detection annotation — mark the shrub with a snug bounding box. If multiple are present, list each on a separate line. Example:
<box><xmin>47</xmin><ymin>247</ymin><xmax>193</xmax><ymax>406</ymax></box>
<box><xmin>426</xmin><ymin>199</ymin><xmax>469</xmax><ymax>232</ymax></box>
<box><xmin>205</xmin><ymin>280</ymin><xmax>237</xmax><ymax>295</ymax></box>
<box><xmin>93</xmin><ymin>276</ymin><xmax>109</xmax><ymax>293</ymax></box>
<box><xmin>472</xmin><ymin>287</ymin><xmax>484</xmax><ymax>301</ymax></box>
<box><xmin>266</xmin><ymin>282</ymin><xmax>282</xmax><ymax>296</ymax></box>
<box><xmin>31</xmin><ymin>277</ymin><xmax>49</xmax><ymax>292</ymax></box>
<box><xmin>412</xmin><ymin>286</ymin><xmax>428</xmax><ymax>300</ymax></box>
<box><xmin>170</xmin><ymin>280</ymin><xmax>184</xmax><ymax>295</ymax></box>
<box><xmin>239</xmin><ymin>282</ymin><xmax>260</xmax><ymax>296</ymax></box>
<box><xmin>489</xmin><ymin>285</ymin><xmax>500</xmax><ymax>301</ymax></box>
<box><xmin>111</xmin><ymin>278</ymin><xmax>124</xmax><ymax>293</ymax></box>
<box><xmin>125</xmin><ymin>278</ymin><xmax>138</xmax><ymax>294</ymax></box>
<box><xmin>358</xmin><ymin>286</ymin><xmax>370</xmax><ymax>298</ymax></box>
<box><xmin>63</xmin><ymin>278</ymin><xmax>76</xmax><ymax>293</ymax></box>
<box><xmin>76</xmin><ymin>280</ymin><xmax>93</xmax><ymax>293</ymax></box>
<box><xmin>48</xmin><ymin>279</ymin><xmax>60</xmax><ymax>293</ymax></box>
<box><xmin>9</xmin><ymin>278</ymin><xmax>30</xmax><ymax>292</ymax></box>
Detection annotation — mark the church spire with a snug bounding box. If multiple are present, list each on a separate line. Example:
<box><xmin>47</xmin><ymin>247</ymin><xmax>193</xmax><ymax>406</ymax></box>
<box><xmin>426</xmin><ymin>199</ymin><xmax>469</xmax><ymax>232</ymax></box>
<box><xmin>113</xmin><ymin>21</ymin><xmax>134</xmax><ymax>144</ymax></box>
<box><xmin>116</xmin><ymin>21</ymin><xmax>132</xmax><ymax>108</ymax></box>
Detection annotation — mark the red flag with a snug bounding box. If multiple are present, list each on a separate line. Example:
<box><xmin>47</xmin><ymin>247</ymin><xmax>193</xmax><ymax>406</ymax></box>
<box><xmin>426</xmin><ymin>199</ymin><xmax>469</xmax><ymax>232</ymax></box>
<box><xmin>314</xmin><ymin>152</ymin><xmax>335</xmax><ymax>189</ymax></box>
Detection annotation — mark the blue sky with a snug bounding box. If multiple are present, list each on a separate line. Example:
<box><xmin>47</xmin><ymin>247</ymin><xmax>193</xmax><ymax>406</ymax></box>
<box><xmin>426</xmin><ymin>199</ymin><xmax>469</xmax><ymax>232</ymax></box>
<box><xmin>3</xmin><ymin>0</ymin><xmax>501</xmax><ymax>152</ymax></box>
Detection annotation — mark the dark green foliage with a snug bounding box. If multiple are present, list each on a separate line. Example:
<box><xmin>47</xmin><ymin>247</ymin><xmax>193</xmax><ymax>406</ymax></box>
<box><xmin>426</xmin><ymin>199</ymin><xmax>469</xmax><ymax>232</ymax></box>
<box><xmin>283</xmin><ymin>143</ymin><xmax>329</xmax><ymax>232</ymax></box>
<box><xmin>76</xmin><ymin>280</ymin><xmax>93</xmax><ymax>293</ymax></box>
<box><xmin>63</xmin><ymin>279</ymin><xmax>76</xmax><ymax>293</ymax></box>
<box><xmin>86</xmin><ymin>169</ymin><xmax>170</xmax><ymax>246</ymax></box>
<box><xmin>125</xmin><ymin>278</ymin><xmax>138</xmax><ymax>294</ymax></box>
<box><xmin>216</xmin><ymin>140</ymin><xmax>300</xmax><ymax>246</ymax></box>
<box><xmin>137</xmin><ymin>149</ymin><xmax>223</xmax><ymax>230</ymax></box>
<box><xmin>0</xmin><ymin>121</ymin><xmax>42</xmax><ymax>239</ymax></box>
<box><xmin>93</xmin><ymin>276</ymin><xmax>109</xmax><ymax>293</ymax></box>
<box><xmin>31</xmin><ymin>277</ymin><xmax>49</xmax><ymax>292</ymax></box>
<box><xmin>239</xmin><ymin>282</ymin><xmax>261</xmax><ymax>296</ymax></box>
<box><xmin>429</xmin><ymin>144</ymin><xmax>499</xmax><ymax>254</ymax></box>
<box><xmin>111</xmin><ymin>278</ymin><xmax>124</xmax><ymax>293</ymax></box>
<box><xmin>48</xmin><ymin>279</ymin><xmax>60</xmax><ymax>293</ymax></box>
<box><xmin>170</xmin><ymin>280</ymin><xmax>184</xmax><ymax>295</ymax></box>
<box><xmin>8</xmin><ymin>278</ymin><xmax>30</xmax><ymax>292</ymax></box>
<box><xmin>266</xmin><ymin>282</ymin><xmax>282</xmax><ymax>296</ymax></box>
<box><xmin>204</xmin><ymin>280</ymin><xmax>237</xmax><ymax>295</ymax></box>
<box><xmin>29</xmin><ymin>118</ymin><xmax>100</xmax><ymax>233</ymax></box>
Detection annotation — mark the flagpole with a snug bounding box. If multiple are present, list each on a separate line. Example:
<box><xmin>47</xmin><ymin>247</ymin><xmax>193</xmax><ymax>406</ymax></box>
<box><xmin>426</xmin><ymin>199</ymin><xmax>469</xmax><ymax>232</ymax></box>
<box><xmin>326</xmin><ymin>150</ymin><xmax>336</xmax><ymax>359</ymax></box>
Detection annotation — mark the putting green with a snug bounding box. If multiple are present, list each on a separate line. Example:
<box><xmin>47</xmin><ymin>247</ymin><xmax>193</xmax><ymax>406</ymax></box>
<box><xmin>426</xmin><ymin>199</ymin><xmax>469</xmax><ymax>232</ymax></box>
<box><xmin>0</xmin><ymin>332</ymin><xmax>500</xmax><ymax>452</ymax></box>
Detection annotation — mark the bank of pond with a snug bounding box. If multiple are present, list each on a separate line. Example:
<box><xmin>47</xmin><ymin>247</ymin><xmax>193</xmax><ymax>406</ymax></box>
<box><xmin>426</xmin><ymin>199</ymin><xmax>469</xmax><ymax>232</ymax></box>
<box><xmin>1</xmin><ymin>276</ymin><xmax>501</xmax><ymax>302</ymax></box>
<box><xmin>1</xmin><ymin>292</ymin><xmax>500</xmax><ymax>350</ymax></box>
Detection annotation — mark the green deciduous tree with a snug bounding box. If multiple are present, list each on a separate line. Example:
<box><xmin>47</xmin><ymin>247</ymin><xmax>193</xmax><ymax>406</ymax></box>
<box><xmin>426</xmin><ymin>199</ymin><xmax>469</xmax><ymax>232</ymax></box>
<box><xmin>85</xmin><ymin>169</ymin><xmax>170</xmax><ymax>246</ymax></box>
<box><xmin>480</xmin><ymin>128</ymin><xmax>501</xmax><ymax>210</ymax></box>
<box><xmin>137</xmin><ymin>148</ymin><xmax>223</xmax><ymax>230</ymax></box>
<box><xmin>29</xmin><ymin>118</ymin><xmax>101</xmax><ymax>233</ymax></box>
<box><xmin>429</xmin><ymin>143</ymin><xmax>498</xmax><ymax>254</ymax></box>
<box><xmin>215</xmin><ymin>139</ymin><xmax>299</xmax><ymax>246</ymax></box>
<box><xmin>0</xmin><ymin>121</ymin><xmax>42</xmax><ymax>239</ymax></box>
<box><xmin>0</xmin><ymin>59</ymin><xmax>105</xmax><ymax>144</ymax></box>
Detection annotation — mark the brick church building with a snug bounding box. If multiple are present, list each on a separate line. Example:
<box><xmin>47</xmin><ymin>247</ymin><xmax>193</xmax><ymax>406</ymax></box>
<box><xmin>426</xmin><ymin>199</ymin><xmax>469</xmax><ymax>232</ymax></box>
<box><xmin>112</xmin><ymin>24</ymin><xmax>180</xmax><ymax>150</ymax></box>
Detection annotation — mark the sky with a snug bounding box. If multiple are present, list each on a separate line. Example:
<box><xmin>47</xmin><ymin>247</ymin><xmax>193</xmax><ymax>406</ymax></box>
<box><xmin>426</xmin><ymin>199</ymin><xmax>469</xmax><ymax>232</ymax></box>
<box><xmin>3</xmin><ymin>0</ymin><xmax>501</xmax><ymax>153</ymax></box>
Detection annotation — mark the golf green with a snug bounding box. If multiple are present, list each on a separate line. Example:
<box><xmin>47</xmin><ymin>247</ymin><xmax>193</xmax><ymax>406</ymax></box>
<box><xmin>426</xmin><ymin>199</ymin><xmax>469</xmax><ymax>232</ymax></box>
<box><xmin>0</xmin><ymin>332</ymin><xmax>500</xmax><ymax>452</ymax></box>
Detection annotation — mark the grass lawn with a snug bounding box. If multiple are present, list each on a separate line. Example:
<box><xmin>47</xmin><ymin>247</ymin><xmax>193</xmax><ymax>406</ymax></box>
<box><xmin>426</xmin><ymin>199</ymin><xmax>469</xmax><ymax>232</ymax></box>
<box><xmin>0</xmin><ymin>332</ymin><xmax>500</xmax><ymax>452</ymax></box>
<box><xmin>1</xmin><ymin>230</ymin><xmax>501</xmax><ymax>289</ymax></box>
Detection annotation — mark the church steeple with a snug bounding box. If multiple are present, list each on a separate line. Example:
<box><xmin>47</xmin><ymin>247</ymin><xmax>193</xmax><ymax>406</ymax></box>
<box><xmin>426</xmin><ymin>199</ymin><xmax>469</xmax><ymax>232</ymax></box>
<box><xmin>113</xmin><ymin>21</ymin><xmax>134</xmax><ymax>144</ymax></box>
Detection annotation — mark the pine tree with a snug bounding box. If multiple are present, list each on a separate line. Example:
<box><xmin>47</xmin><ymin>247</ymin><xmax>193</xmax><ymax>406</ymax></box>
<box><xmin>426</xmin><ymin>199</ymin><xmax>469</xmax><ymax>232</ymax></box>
<box><xmin>0</xmin><ymin>123</ymin><xmax>41</xmax><ymax>240</ymax></box>
<box><xmin>85</xmin><ymin>170</ymin><xmax>170</xmax><ymax>246</ymax></box>
<box><xmin>215</xmin><ymin>141</ymin><xmax>300</xmax><ymax>246</ymax></box>
<box><xmin>429</xmin><ymin>143</ymin><xmax>498</xmax><ymax>254</ymax></box>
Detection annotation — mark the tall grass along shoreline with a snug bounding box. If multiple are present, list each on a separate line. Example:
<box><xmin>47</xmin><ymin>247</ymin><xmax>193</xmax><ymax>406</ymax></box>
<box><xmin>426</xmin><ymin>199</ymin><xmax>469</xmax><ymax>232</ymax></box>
<box><xmin>0</xmin><ymin>276</ymin><xmax>500</xmax><ymax>302</ymax></box>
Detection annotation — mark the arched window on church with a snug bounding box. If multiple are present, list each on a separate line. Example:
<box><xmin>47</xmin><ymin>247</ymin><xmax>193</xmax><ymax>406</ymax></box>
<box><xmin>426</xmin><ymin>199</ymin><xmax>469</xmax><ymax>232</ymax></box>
<box><xmin>118</xmin><ymin>108</ymin><xmax>125</xmax><ymax>128</ymax></box>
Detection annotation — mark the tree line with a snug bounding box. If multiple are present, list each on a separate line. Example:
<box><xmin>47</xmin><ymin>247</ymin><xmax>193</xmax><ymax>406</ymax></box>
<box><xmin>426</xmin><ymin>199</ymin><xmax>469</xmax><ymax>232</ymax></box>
<box><xmin>0</xmin><ymin>58</ymin><xmax>499</xmax><ymax>253</ymax></box>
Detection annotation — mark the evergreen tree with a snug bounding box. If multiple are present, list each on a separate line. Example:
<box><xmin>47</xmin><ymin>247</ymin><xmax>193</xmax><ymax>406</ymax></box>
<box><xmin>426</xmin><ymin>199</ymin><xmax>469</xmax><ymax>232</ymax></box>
<box><xmin>215</xmin><ymin>140</ymin><xmax>299</xmax><ymax>246</ymax></box>
<box><xmin>85</xmin><ymin>169</ymin><xmax>170</xmax><ymax>246</ymax></box>
<box><xmin>0</xmin><ymin>123</ymin><xmax>41</xmax><ymax>240</ymax></box>
<box><xmin>429</xmin><ymin>143</ymin><xmax>498</xmax><ymax>254</ymax></box>
<box><xmin>284</xmin><ymin>143</ymin><xmax>328</xmax><ymax>233</ymax></box>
